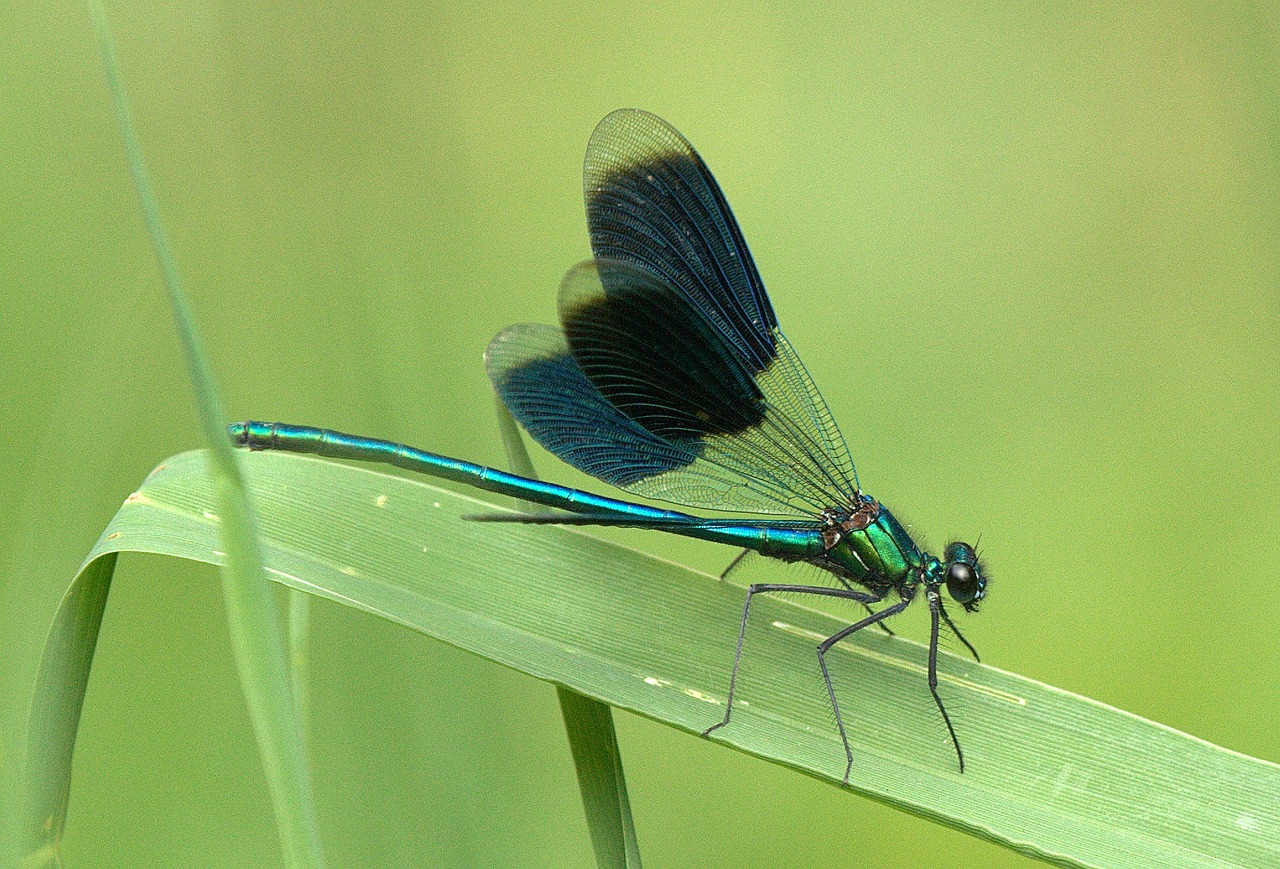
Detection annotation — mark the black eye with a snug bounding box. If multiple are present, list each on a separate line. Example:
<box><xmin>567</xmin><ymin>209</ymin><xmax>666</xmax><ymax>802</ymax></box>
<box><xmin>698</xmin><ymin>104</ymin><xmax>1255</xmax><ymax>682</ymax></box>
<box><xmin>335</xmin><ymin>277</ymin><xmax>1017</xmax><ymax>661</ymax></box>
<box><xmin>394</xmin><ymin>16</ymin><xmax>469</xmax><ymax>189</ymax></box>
<box><xmin>945</xmin><ymin>561</ymin><xmax>978</xmax><ymax>604</ymax></box>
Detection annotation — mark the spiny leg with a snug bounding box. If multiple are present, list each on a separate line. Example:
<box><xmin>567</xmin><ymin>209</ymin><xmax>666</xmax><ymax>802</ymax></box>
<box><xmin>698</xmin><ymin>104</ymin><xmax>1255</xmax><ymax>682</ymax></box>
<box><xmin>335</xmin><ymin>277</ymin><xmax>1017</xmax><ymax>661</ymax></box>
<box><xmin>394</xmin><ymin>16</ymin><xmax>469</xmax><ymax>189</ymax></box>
<box><xmin>702</xmin><ymin>583</ymin><xmax>885</xmax><ymax>740</ymax></box>
<box><xmin>939</xmin><ymin>604</ymin><xmax>980</xmax><ymax>662</ymax></box>
<box><xmin>867</xmin><ymin>606</ymin><xmax>896</xmax><ymax>636</ymax></box>
<box><xmin>727</xmin><ymin>552</ymin><xmax>896</xmax><ymax>634</ymax></box>
<box><xmin>834</xmin><ymin>575</ymin><xmax>896</xmax><ymax>637</ymax></box>
<box><xmin>927</xmin><ymin>590</ymin><xmax>965</xmax><ymax>772</ymax></box>
<box><xmin>719</xmin><ymin>548</ymin><xmax>752</xmax><ymax>581</ymax></box>
<box><xmin>816</xmin><ymin>598</ymin><xmax>911</xmax><ymax>785</ymax></box>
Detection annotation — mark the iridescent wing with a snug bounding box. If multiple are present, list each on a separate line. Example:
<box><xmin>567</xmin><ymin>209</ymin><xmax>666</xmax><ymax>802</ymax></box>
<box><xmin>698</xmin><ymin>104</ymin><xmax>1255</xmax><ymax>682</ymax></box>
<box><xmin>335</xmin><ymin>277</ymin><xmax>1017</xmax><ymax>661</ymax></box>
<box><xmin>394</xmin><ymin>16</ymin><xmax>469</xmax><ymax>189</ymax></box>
<box><xmin>486</xmin><ymin>110</ymin><xmax>858</xmax><ymax>516</ymax></box>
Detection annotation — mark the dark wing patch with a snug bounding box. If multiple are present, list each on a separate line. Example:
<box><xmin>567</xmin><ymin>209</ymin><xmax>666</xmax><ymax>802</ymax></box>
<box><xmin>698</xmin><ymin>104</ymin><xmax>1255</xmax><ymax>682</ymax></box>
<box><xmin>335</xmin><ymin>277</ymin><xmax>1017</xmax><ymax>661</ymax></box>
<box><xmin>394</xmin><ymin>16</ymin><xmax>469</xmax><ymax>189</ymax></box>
<box><xmin>487</xmin><ymin>110</ymin><xmax>860</xmax><ymax>516</ymax></box>
<box><xmin>584</xmin><ymin>109</ymin><xmax>776</xmax><ymax>370</ymax></box>
<box><xmin>485</xmin><ymin>323</ymin><xmax>694</xmax><ymax>485</ymax></box>
<box><xmin>560</xmin><ymin>260</ymin><xmax>765</xmax><ymax>442</ymax></box>
<box><xmin>485</xmin><ymin>322</ymin><xmax>813</xmax><ymax>513</ymax></box>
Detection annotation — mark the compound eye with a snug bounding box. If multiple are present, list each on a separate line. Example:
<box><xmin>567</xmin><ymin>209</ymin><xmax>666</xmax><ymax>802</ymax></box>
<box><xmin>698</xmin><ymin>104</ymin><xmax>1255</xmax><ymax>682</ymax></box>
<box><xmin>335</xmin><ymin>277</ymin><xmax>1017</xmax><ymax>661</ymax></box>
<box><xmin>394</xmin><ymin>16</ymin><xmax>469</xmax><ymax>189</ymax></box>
<box><xmin>945</xmin><ymin>561</ymin><xmax>979</xmax><ymax>604</ymax></box>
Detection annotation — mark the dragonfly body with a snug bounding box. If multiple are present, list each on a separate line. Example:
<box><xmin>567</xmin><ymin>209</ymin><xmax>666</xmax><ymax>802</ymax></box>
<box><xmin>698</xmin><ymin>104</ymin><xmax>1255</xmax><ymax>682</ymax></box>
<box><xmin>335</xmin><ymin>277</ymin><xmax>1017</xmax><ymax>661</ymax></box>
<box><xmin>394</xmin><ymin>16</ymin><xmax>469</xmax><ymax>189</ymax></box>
<box><xmin>230</xmin><ymin>424</ymin><xmax>924</xmax><ymax>594</ymax></box>
<box><xmin>230</xmin><ymin>421</ymin><xmax>821</xmax><ymax>555</ymax></box>
<box><xmin>232</xmin><ymin>109</ymin><xmax>989</xmax><ymax>783</ymax></box>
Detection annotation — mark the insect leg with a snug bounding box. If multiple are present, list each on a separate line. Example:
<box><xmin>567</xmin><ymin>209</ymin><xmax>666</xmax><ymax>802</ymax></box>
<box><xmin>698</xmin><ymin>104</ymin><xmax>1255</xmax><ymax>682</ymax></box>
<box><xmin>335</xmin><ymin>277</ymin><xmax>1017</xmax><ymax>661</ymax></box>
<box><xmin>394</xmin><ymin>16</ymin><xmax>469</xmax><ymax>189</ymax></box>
<box><xmin>702</xmin><ymin>584</ymin><xmax>885</xmax><ymax>743</ymax></box>
<box><xmin>938</xmin><ymin>603</ymin><xmax>980</xmax><ymax>662</ymax></box>
<box><xmin>928</xmin><ymin>590</ymin><xmax>966</xmax><ymax>772</ymax></box>
<box><xmin>816</xmin><ymin>598</ymin><xmax>911</xmax><ymax>784</ymax></box>
<box><xmin>718</xmin><ymin>548</ymin><xmax>752</xmax><ymax>581</ymax></box>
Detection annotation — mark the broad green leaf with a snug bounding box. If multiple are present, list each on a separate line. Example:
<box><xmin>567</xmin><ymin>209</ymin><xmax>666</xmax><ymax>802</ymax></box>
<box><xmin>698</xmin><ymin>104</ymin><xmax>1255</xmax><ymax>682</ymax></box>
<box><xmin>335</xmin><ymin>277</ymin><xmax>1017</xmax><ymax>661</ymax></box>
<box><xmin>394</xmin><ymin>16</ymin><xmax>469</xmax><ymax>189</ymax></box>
<box><xmin>57</xmin><ymin>450</ymin><xmax>1280</xmax><ymax>868</ymax></box>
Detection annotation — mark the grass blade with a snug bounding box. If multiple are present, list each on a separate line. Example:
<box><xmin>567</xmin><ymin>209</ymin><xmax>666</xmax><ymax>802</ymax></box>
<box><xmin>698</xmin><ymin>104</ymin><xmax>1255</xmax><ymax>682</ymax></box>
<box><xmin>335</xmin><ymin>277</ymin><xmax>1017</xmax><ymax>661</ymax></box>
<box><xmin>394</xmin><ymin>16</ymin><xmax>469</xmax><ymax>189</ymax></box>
<box><xmin>494</xmin><ymin>398</ymin><xmax>642</xmax><ymax>868</ymax></box>
<box><xmin>24</xmin><ymin>554</ymin><xmax>116</xmax><ymax>864</ymax></box>
<box><xmin>288</xmin><ymin>592</ymin><xmax>313</xmax><ymax>753</ymax></box>
<box><xmin>70</xmin><ymin>5</ymin><xmax>326</xmax><ymax>866</ymax></box>
<box><xmin>76</xmin><ymin>449</ymin><xmax>1280</xmax><ymax>868</ymax></box>
<box><xmin>556</xmin><ymin>686</ymin><xmax>642</xmax><ymax>869</ymax></box>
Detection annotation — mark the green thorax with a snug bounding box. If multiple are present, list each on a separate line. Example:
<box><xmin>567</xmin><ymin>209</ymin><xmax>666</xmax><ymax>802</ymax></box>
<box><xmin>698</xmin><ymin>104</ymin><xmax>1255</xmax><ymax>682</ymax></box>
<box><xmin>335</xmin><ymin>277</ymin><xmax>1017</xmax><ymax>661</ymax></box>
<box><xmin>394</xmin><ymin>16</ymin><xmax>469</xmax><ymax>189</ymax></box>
<box><xmin>818</xmin><ymin>500</ymin><xmax>925</xmax><ymax>591</ymax></box>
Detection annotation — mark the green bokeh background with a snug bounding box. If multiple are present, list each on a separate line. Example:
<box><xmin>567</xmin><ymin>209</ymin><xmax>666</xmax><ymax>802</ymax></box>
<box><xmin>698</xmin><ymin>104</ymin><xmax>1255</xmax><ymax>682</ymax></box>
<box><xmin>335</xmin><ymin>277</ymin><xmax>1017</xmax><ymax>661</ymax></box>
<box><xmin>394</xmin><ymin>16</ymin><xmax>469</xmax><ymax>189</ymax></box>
<box><xmin>3</xmin><ymin>2</ymin><xmax>1277</xmax><ymax>866</ymax></box>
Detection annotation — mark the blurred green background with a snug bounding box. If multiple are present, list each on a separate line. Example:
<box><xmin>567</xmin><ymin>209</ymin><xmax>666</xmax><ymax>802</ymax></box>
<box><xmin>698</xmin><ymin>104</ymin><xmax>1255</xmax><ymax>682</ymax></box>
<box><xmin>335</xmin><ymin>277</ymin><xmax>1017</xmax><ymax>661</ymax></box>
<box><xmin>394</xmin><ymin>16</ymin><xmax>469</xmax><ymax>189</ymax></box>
<box><xmin>3</xmin><ymin>2</ymin><xmax>1277</xmax><ymax>866</ymax></box>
